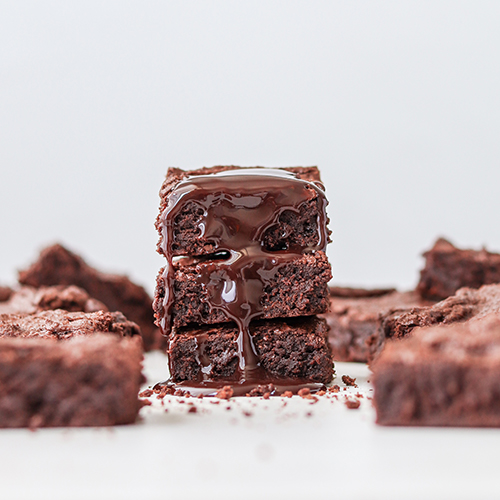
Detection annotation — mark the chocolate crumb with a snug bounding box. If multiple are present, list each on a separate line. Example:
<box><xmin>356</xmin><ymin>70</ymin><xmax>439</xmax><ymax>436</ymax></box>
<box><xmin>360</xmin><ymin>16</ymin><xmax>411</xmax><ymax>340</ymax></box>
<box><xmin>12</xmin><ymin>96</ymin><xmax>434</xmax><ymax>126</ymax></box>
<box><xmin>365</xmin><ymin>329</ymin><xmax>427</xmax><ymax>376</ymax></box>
<box><xmin>263</xmin><ymin>392</ymin><xmax>271</xmax><ymax>400</ymax></box>
<box><xmin>226</xmin><ymin>406</ymin><xmax>231</xmax><ymax>411</ymax></box>
<box><xmin>298</xmin><ymin>388</ymin><xmax>311</xmax><ymax>398</ymax></box>
<box><xmin>329</xmin><ymin>385</ymin><xmax>340</xmax><ymax>393</ymax></box>
<box><xmin>197</xmin><ymin>394</ymin><xmax>204</xmax><ymax>399</ymax></box>
<box><xmin>316</xmin><ymin>390</ymin><xmax>326</xmax><ymax>396</ymax></box>
<box><xmin>216</xmin><ymin>386</ymin><xmax>234</xmax><ymax>400</ymax></box>
<box><xmin>355</xmin><ymin>392</ymin><xmax>364</xmax><ymax>398</ymax></box>
<box><xmin>282</xmin><ymin>391</ymin><xmax>293</xmax><ymax>398</ymax></box>
<box><xmin>342</xmin><ymin>375</ymin><xmax>357</xmax><ymax>387</ymax></box>
<box><xmin>306</xmin><ymin>412</ymin><xmax>313</xmax><ymax>417</ymax></box>
<box><xmin>345</xmin><ymin>399</ymin><xmax>361</xmax><ymax>409</ymax></box>
<box><xmin>188</xmin><ymin>406</ymin><xmax>197</xmax><ymax>413</ymax></box>
<box><xmin>139</xmin><ymin>389</ymin><xmax>154</xmax><ymax>398</ymax></box>
<box><xmin>243</xmin><ymin>411</ymin><xmax>253</xmax><ymax>417</ymax></box>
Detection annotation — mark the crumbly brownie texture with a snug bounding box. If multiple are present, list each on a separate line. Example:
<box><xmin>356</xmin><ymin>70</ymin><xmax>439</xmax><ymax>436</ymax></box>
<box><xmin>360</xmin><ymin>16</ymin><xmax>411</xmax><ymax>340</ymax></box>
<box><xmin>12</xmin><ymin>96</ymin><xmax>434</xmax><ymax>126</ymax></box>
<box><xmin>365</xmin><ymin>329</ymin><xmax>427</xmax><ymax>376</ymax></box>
<box><xmin>0</xmin><ymin>285</ymin><xmax>107</xmax><ymax>315</ymax></box>
<box><xmin>18</xmin><ymin>244</ymin><xmax>160</xmax><ymax>351</ymax></box>
<box><xmin>322</xmin><ymin>287</ymin><xmax>432</xmax><ymax>363</ymax></box>
<box><xmin>0</xmin><ymin>334</ymin><xmax>143</xmax><ymax>428</ymax></box>
<box><xmin>155</xmin><ymin>251</ymin><xmax>331</xmax><ymax>330</ymax></box>
<box><xmin>0</xmin><ymin>310</ymin><xmax>141</xmax><ymax>341</ymax></box>
<box><xmin>371</xmin><ymin>284</ymin><xmax>500</xmax><ymax>362</ymax></box>
<box><xmin>417</xmin><ymin>238</ymin><xmax>500</xmax><ymax>301</ymax></box>
<box><xmin>168</xmin><ymin>317</ymin><xmax>332</xmax><ymax>384</ymax></box>
<box><xmin>0</xmin><ymin>287</ymin><xmax>12</xmax><ymax>302</ymax></box>
<box><xmin>373</xmin><ymin>314</ymin><xmax>500</xmax><ymax>427</ymax></box>
<box><xmin>156</xmin><ymin>166</ymin><xmax>331</xmax><ymax>258</ymax></box>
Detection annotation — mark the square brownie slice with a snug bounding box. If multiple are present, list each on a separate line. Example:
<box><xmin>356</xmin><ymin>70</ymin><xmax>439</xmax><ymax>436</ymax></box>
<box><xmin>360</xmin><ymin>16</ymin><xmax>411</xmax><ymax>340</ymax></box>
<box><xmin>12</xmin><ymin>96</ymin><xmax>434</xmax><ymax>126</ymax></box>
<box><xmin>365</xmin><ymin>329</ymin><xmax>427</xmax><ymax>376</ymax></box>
<box><xmin>418</xmin><ymin>238</ymin><xmax>500</xmax><ymax>301</ymax></box>
<box><xmin>0</xmin><ymin>334</ymin><xmax>143</xmax><ymax>428</ymax></box>
<box><xmin>373</xmin><ymin>314</ymin><xmax>500</xmax><ymax>427</ymax></box>
<box><xmin>322</xmin><ymin>287</ymin><xmax>433</xmax><ymax>363</ymax></box>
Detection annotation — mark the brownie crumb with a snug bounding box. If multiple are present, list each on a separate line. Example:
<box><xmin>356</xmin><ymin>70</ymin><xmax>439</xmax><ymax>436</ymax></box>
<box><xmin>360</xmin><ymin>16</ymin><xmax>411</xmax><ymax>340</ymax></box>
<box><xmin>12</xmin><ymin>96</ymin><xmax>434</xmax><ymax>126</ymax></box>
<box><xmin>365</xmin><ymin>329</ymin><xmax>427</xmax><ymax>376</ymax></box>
<box><xmin>342</xmin><ymin>375</ymin><xmax>357</xmax><ymax>387</ymax></box>
<box><xmin>187</xmin><ymin>406</ymin><xmax>198</xmax><ymax>413</ymax></box>
<box><xmin>139</xmin><ymin>389</ymin><xmax>154</xmax><ymax>398</ymax></box>
<box><xmin>282</xmin><ymin>391</ymin><xmax>293</xmax><ymax>398</ymax></box>
<box><xmin>329</xmin><ymin>385</ymin><xmax>340</xmax><ymax>393</ymax></box>
<box><xmin>345</xmin><ymin>399</ymin><xmax>361</xmax><ymax>409</ymax></box>
<box><xmin>316</xmin><ymin>390</ymin><xmax>326</xmax><ymax>396</ymax></box>
<box><xmin>298</xmin><ymin>388</ymin><xmax>311</xmax><ymax>398</ymax></box>
<box><xmin>216</xmin><ymin>386</ymin><xmax>234</xmax><ymax>400</ymax></box>
<box><xmin>197</xmin><ymin>394</ymin><xmax>204</xmax><ymax>399</ymax></box>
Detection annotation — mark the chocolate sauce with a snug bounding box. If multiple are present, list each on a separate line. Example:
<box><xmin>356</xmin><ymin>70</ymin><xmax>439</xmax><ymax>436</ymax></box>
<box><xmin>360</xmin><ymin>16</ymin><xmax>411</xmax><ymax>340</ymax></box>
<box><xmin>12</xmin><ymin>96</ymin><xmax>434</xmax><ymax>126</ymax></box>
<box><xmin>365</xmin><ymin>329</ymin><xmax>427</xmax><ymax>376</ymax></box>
<box><xmin>158</xmin><ymin>168</ymin><xmax>329</xmax><ymax>395</ymax></box>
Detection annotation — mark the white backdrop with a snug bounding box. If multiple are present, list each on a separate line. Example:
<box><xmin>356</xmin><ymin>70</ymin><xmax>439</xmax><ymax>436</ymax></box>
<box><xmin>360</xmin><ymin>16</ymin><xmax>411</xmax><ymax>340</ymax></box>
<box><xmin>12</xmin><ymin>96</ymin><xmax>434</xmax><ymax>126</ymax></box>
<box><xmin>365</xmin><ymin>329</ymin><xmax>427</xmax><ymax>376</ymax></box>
<box><xmin>1</xmin><ymin>1</ymin><xmax>500</xmax><ymax>293</ymax></box>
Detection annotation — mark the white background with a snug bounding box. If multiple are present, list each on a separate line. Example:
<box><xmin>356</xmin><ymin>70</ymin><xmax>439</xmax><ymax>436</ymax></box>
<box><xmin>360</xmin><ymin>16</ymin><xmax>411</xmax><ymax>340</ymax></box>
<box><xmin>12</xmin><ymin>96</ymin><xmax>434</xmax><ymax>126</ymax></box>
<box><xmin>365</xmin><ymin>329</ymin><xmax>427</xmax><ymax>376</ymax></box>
<box><xmin>2</xmin><ymin>1</ymin><xmax>500</xmax><ymax>292</ymax></box>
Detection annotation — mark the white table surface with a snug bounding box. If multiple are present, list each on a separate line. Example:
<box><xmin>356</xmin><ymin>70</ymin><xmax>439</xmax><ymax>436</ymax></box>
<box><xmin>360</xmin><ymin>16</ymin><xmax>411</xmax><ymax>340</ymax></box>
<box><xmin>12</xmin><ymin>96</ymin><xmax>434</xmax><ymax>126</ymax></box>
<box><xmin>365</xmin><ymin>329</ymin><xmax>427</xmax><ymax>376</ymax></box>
<box><xmin>1</xmin><ymin>352</ymin><xmax>499</xmax><ymax>500</ymax></box>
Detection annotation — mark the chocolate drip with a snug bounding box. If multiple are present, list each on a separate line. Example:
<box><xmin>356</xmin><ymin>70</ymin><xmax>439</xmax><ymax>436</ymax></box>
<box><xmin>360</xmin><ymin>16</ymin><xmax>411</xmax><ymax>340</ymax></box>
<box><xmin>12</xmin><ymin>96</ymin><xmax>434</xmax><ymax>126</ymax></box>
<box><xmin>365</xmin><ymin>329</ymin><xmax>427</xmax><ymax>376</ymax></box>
<box><xmin>159</xmin><ymin>168</ymin><xmax>329</xmax><ymax>392</ymax></box>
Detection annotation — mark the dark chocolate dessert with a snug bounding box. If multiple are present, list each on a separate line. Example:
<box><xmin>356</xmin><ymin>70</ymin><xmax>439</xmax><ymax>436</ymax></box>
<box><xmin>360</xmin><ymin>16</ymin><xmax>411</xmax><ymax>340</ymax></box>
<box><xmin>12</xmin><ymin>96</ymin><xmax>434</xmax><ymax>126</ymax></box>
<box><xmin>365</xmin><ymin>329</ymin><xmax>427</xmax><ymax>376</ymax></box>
<box><xmin>371</xmin><ymin>283</ymin><xmax>500</xmax><ymax>360</ymax></box>
<box><xmin>418</xmin><ymin>237</ymin><xmax>500</xmax><ymax>301</ymax></box>
<box><xmin>322</xmin><ymin>287</ymin><xmax>433</xmax><ymax>362</ymax></box>
<box><xmin>373</xmin><ymin>313</ymin><xmax>500</xmax><ymax>427</ymax></box>
<box><xmin>154</xmin><ymin>166</ymin><xmax>333</xmax><ymax>396</ymax></box>
<box><xmin>0</xmin><ymin>334</ymin><xmax>143</xmax><ymax>428</ymax></box>
<box><xmin>18</xmin><ymin>244</ymin><xmax>160</xmax><ymax>350</ymax></box>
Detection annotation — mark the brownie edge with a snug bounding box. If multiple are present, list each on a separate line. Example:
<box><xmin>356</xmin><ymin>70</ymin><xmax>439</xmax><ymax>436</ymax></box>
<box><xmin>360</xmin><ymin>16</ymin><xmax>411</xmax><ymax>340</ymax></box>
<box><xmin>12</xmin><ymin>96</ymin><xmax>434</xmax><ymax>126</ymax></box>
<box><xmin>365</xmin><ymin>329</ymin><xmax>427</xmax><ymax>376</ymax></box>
<box><xmin>0</xmin><ymin>335</ymin><xmax>144</xmax><ymax>428</ymax></box>
<box><xmin>373</xmin><ymin>314</ymin><xmax>500</xmax><ymax>427</ymax></box>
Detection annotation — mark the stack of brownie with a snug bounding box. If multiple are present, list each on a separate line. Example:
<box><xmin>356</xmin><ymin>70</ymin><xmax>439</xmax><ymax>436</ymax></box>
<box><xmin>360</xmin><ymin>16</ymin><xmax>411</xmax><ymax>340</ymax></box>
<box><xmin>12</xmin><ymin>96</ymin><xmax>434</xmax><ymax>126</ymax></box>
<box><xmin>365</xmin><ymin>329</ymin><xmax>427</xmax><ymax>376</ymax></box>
<box><xmin>154</xmin><ymin>166</ymin><xmax>334</xmax><ymax>396</ymax></box>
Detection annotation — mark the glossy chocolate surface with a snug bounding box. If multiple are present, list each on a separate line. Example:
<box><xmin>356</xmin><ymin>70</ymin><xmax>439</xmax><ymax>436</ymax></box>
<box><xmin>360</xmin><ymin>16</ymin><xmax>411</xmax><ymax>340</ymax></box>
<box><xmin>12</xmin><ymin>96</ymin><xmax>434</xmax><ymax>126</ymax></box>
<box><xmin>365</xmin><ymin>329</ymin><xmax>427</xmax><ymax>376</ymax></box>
<box><xmin>158</xmin><ymin>168</ymin><xmax>329</xmax><ymax>393</ymax></box>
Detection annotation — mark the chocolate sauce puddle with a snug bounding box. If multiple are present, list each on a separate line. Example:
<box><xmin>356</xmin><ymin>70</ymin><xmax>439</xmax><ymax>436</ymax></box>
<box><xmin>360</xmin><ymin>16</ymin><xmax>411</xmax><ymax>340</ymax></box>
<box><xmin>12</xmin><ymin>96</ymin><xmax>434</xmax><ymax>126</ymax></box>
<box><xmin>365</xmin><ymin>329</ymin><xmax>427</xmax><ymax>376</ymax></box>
<box><xmin>158</xmin><ymin>168</ymin><xmax>329</xmax><ymax>396</ymax></box>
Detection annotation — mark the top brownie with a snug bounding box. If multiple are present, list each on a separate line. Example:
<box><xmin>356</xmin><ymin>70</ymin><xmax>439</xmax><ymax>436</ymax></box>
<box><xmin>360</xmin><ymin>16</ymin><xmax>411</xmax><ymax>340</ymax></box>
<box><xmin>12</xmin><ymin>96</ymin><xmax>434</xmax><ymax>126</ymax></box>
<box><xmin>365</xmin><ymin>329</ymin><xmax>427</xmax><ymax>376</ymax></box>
<box><xmin>418</xmin><ymin>238</ymin><xmax>500</xmax><ymax>301</ymax></box>
<box><xmin>156</xmin><ymin>166</ymin><xmax>330</xmax><ymax>258</ymax></box>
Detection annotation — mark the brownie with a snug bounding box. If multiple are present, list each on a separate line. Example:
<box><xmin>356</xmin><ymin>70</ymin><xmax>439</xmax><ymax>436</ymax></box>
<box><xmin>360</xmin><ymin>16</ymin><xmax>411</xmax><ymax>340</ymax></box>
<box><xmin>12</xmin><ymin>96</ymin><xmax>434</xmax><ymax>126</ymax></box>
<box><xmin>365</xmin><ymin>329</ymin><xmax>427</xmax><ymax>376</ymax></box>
<box><xmin>168</xmin><ymin>317</ymin><xmax>333</xmax><ymax>384</ymax></box>
<box><xmin>18</xmin><ymin>244</ymin><xmax>160</xmax><ymax>351</ymax></box>
<box><xmin>322</xmin><ymin>287</ymin><xmax>433</xmax><ymax>363</ymax></box>
<box><xmin>156</xmin><ymin>166</ymin><xmax>333</xmax><ymax>393</ymax></box>
<box><xmin>0</xmin><ymin>309</ymin><xmax>141</xmax><ymax>341</ymax></box>
<box><xmin>373</xmin><ymin>314</ymin><xmax>500</xmax><ymax>427</ymax></box>
<box><xmin>417</xmin><ymin>237</ymin><xmax>500</xmax><ymax>301</ymax></box>
<box><xmin>155</xmin><ymin>251</ymin><xmax>331</xmax><ymax>329</ymax></box>
<box><xmin>0</xmin><ymin>285</ymin><xmax>107</xmax><ymax>315</ymax></box>
<box><xmin>155</xmin><ymin>166</ymin><xmax>330</xmax><ymax>258</ymax></box>
<box><xmin>0</xmin><ymin>286</ymin><xmax>12</xmax><ymax>302</ymax></box>
<box><xmin>0</xmin><ymin>334</ymin><xmax>143</xmax><ymax>428</ymax></box>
